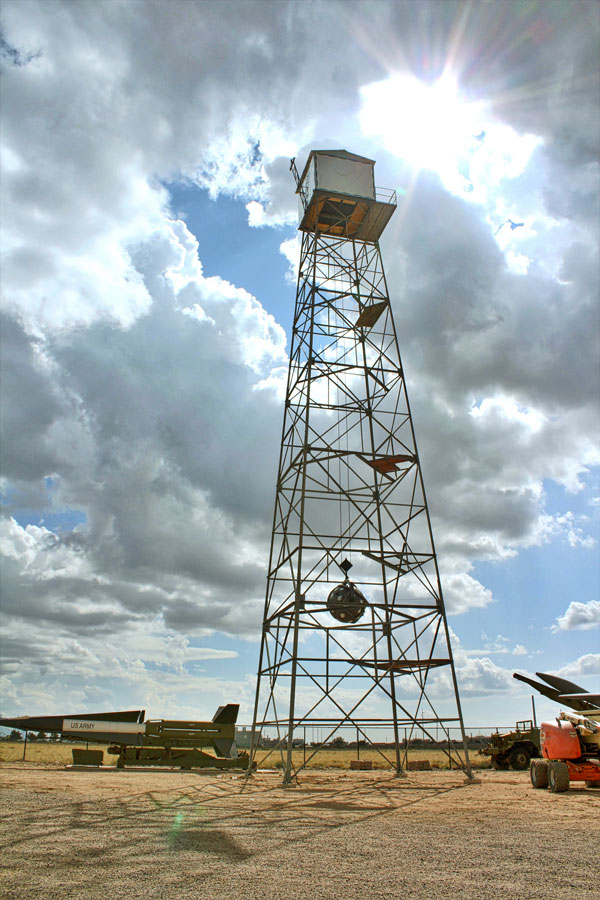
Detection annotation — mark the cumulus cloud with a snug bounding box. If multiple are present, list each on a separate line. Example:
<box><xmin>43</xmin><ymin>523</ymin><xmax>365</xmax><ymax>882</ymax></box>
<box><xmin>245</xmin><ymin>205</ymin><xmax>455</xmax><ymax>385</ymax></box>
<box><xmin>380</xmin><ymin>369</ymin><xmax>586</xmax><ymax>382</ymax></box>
<box><xmin>552</xmin><ymin>600</ymin><xmax>600</xmax><ymax>633</ymax></box>
<box><xmin>440</xmin><ymin>571</ymin><xmax>493</xmax><ymax>615</ymax></box>
<box><xmin>461</xmin><ymin>635</ymin><xmax>532</xmax><ymax>659</ymax></box>
<box><xmin>557</xmin><ymin>654</ymin><xmax>600</xmax><ymax>680</ymax></box>
<box><xmin>0</xmin><ymin>0</ymin><xmax>598</xmax><ymax>718</ymax></box>
<box><xmin>431</xmin><ymin>629</ymin><xmax>517</xmax><ymax>701</ymax></box>
<box><xmin>454</xmin><ymin>655</ymin><xmax>516</xmax><ymax>696</ymax></box>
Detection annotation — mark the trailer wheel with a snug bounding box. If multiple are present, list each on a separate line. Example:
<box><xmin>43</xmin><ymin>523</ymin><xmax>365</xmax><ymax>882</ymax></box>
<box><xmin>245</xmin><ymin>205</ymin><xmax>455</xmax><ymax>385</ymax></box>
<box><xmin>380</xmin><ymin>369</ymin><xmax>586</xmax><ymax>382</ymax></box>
<box><xmin>530</xmin><ymin>759</ymin><xmax>548</xmax><ymax>789</ymax></box>
<box><xmin>509</xmin><ymin>747</ymin><xmax>530</xmax><ymax>770</ymax></box>
<box><xmin>548</xmin><ymin>761</ymin><xmax>570</xmax><ymax>793</ymax></box>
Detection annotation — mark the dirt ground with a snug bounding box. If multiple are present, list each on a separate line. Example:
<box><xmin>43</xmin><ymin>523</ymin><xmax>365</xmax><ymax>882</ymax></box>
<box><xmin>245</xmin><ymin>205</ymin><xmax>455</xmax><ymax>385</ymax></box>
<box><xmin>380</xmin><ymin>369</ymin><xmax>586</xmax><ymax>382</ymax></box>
<box><xmin>0</xmin><ymin>763</ymin><xmax>598</xmax><ymax>900</ymax></box>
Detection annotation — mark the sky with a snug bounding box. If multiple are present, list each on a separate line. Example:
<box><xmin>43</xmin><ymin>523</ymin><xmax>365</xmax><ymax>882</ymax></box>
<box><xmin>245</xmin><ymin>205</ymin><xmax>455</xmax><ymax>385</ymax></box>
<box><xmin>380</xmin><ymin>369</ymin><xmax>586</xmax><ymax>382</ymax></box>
<box><xmin>1</xmin><ymin>0</ymin><xmax>598</xmax><ymax>733</ymax></box>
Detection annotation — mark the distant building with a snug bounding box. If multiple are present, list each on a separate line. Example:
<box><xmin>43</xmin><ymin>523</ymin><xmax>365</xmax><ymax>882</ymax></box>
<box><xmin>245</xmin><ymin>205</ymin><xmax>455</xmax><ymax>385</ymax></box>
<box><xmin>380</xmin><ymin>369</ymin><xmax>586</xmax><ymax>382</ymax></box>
<box><xmin>235</xmin><ymin>726</ymin><xmax>255</xmax><ymax>749</ymax></box>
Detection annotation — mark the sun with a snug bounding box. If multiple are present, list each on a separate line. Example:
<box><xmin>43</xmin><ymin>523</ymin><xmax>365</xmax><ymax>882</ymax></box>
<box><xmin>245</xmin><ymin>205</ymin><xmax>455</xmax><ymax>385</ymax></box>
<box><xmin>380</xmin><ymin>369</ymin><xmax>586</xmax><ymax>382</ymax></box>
<box><xmin>360</xmin><ymin>74</ymin><xmax>483</xmax><ymax>189</ymax></box>
<box><xmin>359</xmin><ymin>73</ymin><xmax>540</xmax><ymax>202</ymax></box>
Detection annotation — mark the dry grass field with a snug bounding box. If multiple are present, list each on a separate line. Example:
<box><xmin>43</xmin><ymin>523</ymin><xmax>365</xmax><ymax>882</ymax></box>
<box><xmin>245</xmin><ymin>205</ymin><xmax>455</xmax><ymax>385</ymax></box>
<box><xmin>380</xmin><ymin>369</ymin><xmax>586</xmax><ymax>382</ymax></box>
<box><xmin>254</xmin><ymin>745</ymin><xmax>490</xmax><ymax>770</ymax></box>
<box><xmin>0</xmin><ymin>762</ymin><xmax>598</xmax><ymax>900</ymax></box>
<box><xmin>0</xmin><ymin>741</ymin><xmax>489</xmax><ymax>770</ymax></box>
<box><xmin>0</xmin><ymin>741</ymin><xmax>114</xmax><ymax>766</ymax></box>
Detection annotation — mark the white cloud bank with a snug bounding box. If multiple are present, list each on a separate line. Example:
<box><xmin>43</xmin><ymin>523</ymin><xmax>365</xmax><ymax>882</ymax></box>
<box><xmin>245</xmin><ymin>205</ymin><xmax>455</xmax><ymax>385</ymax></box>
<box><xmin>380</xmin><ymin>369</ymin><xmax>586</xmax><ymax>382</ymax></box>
<box><xmin>552</xmin><ymin>600</ymin><xmax>600</xmax><ymax>633</ymax></box>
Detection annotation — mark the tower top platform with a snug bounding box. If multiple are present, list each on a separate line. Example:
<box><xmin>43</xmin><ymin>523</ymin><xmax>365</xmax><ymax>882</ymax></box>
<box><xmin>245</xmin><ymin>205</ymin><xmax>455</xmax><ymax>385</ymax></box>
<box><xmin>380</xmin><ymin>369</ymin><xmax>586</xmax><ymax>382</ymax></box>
<box><xmin>294</xmin><ymin>149</ymin><xmax>396</xmax><ymax>243</ymax></box>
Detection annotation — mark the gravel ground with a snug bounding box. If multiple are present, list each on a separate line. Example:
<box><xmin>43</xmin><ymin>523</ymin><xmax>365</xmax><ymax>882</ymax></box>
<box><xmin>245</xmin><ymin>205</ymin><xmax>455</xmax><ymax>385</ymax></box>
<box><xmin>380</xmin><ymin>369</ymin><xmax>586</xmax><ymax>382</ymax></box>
<box><xmin>0</xmin><ymin>763</ymin><xmax>598</xmax><ymax>900</ymax></box>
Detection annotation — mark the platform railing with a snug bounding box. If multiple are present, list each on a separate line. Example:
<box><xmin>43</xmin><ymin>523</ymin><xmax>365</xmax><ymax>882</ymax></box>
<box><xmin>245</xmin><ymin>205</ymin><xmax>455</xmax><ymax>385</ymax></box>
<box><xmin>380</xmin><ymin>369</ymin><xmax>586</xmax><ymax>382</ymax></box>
<box><xmin>375</xmin><ymin>185</ymin><xmax>397</xmax><ymax>206</ymax></box>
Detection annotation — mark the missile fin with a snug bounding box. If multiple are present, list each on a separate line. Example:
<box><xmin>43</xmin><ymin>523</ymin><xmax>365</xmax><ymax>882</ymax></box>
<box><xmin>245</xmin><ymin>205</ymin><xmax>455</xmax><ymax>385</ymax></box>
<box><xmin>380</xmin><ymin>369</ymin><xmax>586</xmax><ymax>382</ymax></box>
<box><xmin>513</xmin><ymin>673</ymin><xmax>597</xmax><ymax>712</ymax></box>
<box><xmin>513</xmin><ymin>673</ymin><xmax>561</xmax><ymax>703</ymax></box>
<box><xmin>559</xmin><ymin>692</ymin><xmax>600</xmax><ymax>708</ymax></box>
<box><xmin>535</xmin><ymin>672</ymin><xmax>587</xmax><ymax>695</ymax></box>
<box><xmin>213</xmin><ymin>738</ymin><xmax>236</xmax><ymax>758</ymax></box>
<box><xmin>212</xmin><ymin>704</ymin><xmax>239</xmax><ymax>725</ymax></box>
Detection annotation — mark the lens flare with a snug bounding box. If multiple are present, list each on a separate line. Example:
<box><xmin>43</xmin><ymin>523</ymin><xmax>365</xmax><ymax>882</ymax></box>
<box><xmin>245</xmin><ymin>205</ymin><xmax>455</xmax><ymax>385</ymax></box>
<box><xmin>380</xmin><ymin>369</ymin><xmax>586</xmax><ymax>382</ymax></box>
<box><xmin>359</xmin><ymin>73</ymin><xmax>540</xmax><ymax>203</ymax></box>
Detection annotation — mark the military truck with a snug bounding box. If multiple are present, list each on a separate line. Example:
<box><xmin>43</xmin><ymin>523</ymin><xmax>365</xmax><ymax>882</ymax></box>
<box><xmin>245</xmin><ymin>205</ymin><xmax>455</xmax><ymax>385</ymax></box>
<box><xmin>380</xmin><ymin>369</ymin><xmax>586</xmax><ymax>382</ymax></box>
<box><xmin>480</xmin><ymin>720</ymin><xmax>541</xmax><ymax>770</ymax></box>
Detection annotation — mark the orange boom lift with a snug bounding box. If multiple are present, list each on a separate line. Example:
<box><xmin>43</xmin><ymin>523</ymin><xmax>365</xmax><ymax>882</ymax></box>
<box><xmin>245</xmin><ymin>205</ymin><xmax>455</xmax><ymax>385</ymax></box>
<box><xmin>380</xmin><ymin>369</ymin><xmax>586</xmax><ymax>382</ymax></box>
<box><xmin>513</xmin><ymin>671</ymin><xmax>600</xmax><ymax>793</ymax></box>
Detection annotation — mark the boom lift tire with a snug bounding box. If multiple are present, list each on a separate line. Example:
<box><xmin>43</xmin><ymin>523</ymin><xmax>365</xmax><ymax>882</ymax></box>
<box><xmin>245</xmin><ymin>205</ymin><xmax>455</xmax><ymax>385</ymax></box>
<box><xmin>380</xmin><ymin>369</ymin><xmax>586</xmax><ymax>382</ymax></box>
<box><xmin>509</xmin><ymin>746</ymin><xmax>531</xmax><ymax>770</ymax></box>
<box><xmin>548</xmin><ymin>760</ymin><xmax>570</xmax><ymax>792</ymax></box>
<box><xmin>530</xmin><ymin>759</ymin><xmax>549</xmax><ymax>788</ymax></box>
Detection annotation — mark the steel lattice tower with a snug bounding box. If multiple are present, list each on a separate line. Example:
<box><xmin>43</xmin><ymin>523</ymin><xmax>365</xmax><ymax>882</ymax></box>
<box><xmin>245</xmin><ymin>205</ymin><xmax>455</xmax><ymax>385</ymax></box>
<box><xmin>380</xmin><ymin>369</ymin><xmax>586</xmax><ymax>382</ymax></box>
<box><xmin>249</xmin><ymin>150</ymin><xmax>472</xmax><ymax>782</ymax></box>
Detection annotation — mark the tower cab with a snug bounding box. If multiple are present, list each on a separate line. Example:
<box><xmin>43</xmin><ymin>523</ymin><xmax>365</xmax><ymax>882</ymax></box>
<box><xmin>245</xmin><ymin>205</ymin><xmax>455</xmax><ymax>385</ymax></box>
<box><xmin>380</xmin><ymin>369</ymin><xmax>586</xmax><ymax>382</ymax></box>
<box><xmin>294</xmin><ymin>149</ymin><xmax>396</xmax><ymax>243</ymax></box>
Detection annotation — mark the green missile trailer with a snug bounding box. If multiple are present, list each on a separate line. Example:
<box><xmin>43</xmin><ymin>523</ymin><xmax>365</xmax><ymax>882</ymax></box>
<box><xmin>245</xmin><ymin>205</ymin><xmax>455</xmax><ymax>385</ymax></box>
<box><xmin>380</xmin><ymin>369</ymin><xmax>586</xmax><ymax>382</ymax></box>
<box><xmin>108</xmin><ymin>708</ymin><xmax>250</xmax><ymax>769</ymax></box>
<box><xmin>0</xmin><ymin>704</ymin><xmax>254</xmax><ymax>771</ymax></box>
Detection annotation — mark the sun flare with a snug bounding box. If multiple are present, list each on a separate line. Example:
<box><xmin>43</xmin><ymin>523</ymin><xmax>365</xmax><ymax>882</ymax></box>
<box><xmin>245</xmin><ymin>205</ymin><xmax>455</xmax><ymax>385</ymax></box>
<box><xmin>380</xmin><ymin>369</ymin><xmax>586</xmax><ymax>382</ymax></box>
<box><xmin>361</xmin><ymin>75</ymin><xmax>481</xmax><ymax>177</ymax></box>
<box><xmin>359</xmin><ymin>74</ymin><xmax>540</xmax><ymax>201</ymax></box>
